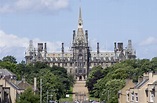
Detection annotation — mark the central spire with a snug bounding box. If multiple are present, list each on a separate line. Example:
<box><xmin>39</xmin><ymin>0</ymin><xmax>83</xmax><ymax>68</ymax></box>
<box><xmin>78</xmin><ymin>7</ymin><xmax>83</xmax><ymax>28</ymax></box>
<box><xmin>79</xmin><ymin>7</ymin><xmax>82</xmax><ymax>21</ymax></box>
<box><xmin>73</xmin><ymin>5</ymin><xmax>87</xmax><ymax>45</ymax></box>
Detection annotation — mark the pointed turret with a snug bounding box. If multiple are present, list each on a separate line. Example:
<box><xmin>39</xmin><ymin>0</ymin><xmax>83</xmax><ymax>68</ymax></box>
<box><xmin>74</xmin><ymin>7</ymin><xmax>87</xmax><ymax>44</ymax></box>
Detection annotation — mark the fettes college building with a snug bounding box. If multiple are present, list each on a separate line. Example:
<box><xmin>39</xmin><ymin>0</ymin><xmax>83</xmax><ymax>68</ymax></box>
<box><xmin>25</xmin><ymin>7</ymin><xmax>136</xmax><ymax>80</ymax></box>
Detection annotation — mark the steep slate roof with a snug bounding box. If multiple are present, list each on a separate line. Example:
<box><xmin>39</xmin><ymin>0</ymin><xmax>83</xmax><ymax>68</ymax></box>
<box><xmin>0</xmin><ymin>69</ymin><xmax>32</xmax><ymax>90</ymax></box>
<box><xmin>5</xmin><ymin>79</ymin><xmax>22</xmax><ymax>90</ymax></box>
<box><xmin>134</xmin><ymin>79</ymin><xmax>149</xmax><ymax>89</ymax></box>
<box><xmin>0</xmin><ymin>69</ymin><xmax>16</xmax><ymax>77</ymax></box>
<box><xmin>17</xmin><ymin>80</ymin><xmax>32</xmax><ymax>90</ymax></box>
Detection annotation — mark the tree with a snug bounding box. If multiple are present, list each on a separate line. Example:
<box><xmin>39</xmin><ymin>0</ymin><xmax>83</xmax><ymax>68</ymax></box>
<box><xmin>16</xmin><ymin>88</ymin><xmax>39</xmax><ymax>103</ymax></box>
<box><xmin>38</xmin><ymin>69</ymin><xmax>65</xmax><ymax>102</ymax></box>
<box><xmin>2</xmin><ymin>56</ymin><xmax>17</xmax><ymax>64</ymax></box>
<box><xmin>0</xmin><ymin>55</ymin><xmax>74</xmax><ymax>103</ymax></box>
<box><xmin>0</xmin><ymin>60</ymin><xmax>17</xmax><ymax>73</ymax></box>
<box><xmin>86</xmin><ymin>66</ymin><xmax>105</xmax><ymax>96</ymax></box>
<box><xmin>87</xmin><ymin>59</ymin><xmax>156</xmax><ymax>102</ymax></box>
<box><xmin>99</xmin><ymin>79</ymin><xmax>125</xmax><ymax>103</ymax></box>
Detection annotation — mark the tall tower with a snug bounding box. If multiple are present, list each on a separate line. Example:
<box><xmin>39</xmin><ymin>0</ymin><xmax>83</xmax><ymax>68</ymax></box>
<box><xmin>125</xmin><ymin>40</ymin><xmax>136</xmax><ymax>59</ymax></box>
<box><xmin>25</xmin><ymin>40</ymin><xmax>35</xmax><ymax>64</ymax></box>
<box><xmin>72</xmin><ymin>7</ymin><xmax>89</xmax><ymax>81</ymax></box>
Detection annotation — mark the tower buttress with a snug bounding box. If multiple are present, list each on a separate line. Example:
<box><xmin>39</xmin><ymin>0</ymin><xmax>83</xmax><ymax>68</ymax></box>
<box><xmin>62</xmin><ymin>43</ymin><xmax>64</xmax><ymax>59</ymax></box>
<box><xmin>72</xmin><ymin>6</ymin><xmax>90</xmax><ymax>80</ymax></box>
<box><xmin>85</xmin><ymin>30</ymin><xmax>88</xmax><ymax>45</ymax></box>
<box><xmin>25</xmin><ymin>40</ymin><xmax>35</xmax><ymax>64</ymax></box>
<box><xmin>97</xmin><ymin>42</ymin><xmax>100</xmax><ymax>59</ymax></box>
<box><xmin>44</xmin><ymin>43</ymin><xmax>47</xmax><ymax>60</ymax></box>
<box><xmin>114</xmin><ymin>42</ymin><xmax>117</xmax><ymax>60</ymax></box>
<box><xmin>73</xmin><ymin>30</ymin><xmax>76</xmax><ymax>43</ymax></box>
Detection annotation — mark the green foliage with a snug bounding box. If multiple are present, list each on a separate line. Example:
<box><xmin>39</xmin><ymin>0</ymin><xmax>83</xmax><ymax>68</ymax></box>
<box><xmin>86</xmin><ymin>66</ymin><xmax>105</xmax><ymax>95</ymax></box>
<box><xmin>2</xmin><ymin>55</ymin><xmax>157</xmax><ymax>103</ymax></box>
<box><xmin>0</xmin><ymin>56</ymin><xmax>74</xmax><ymax>102</ymax></box>
<box><xmin>16</xmin><ymin>88</ymin><xmax>39</xmax><ymax>103</ymax></box>
<box><xmin>2</xmin><ymin>55</ymin><xmax>17</xmax><ymax>64</ymax></box>
<box><xmin>86</xmin><ymin>58</ymin><xmax>157</xmax><ymax>103</ymax></box>
<box><xmin>99</xmin><ymin>79</ymin><xmax>125</xmax><ymax>103</ymax></box>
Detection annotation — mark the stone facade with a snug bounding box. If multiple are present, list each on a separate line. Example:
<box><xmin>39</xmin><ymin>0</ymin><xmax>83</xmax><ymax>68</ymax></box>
<box><xmin>118</xmin><ymin>79</ymin><xmax>136</xmax><ymax>103</ymax></box>
<box><xmin>0</xmin><ymin>69</ymin><xmax>33</xmax><ymax>103</ymax></box>
<box><xmin>118</xmin><ymin>72</ymin><xmax>157</xmax><ymax>103</ymax></box>
<box><xmin>25</xmin><ymin>7</ymin><xmax>136</xmax><ymax>80</ymax></box>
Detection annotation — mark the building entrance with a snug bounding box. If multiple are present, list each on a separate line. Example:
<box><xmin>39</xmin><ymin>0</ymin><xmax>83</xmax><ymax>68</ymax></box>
<box><xmin>79</xmin><ymin>76</ymin><xmax>82</xmax><ymax>81</ymax></box>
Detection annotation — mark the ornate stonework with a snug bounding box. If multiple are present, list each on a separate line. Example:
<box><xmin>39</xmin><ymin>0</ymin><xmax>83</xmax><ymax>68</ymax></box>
<box><xmin>25</xmin><ymin>8</ymin><xmax>136</xmax><ymax>80</ymax></box>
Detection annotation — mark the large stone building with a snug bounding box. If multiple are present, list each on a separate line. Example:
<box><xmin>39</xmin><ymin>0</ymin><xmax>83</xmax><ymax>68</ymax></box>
<box><xmin>25</xmin><ymin>7</ymin><xmax>136</xmax><ymax>80</ymax></box>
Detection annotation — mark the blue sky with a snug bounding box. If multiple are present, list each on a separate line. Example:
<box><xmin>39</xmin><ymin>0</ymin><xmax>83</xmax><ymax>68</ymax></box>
<box><xmin>0</xmin><ymin>0</ymin><xmax>157</xmax><ymax>62</ymax></box>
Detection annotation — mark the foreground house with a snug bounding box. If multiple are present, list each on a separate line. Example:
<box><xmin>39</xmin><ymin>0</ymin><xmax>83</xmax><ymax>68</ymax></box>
<box><xmin>118</xmin><ymin>72</ymin><xmax>157</xmax><ymax>103</ymax></box>
<box><xmin>0</xmin><ymin>69</ymin><xmax>33</xmax><ymax>103</ymax></box>
<box><xmin>118</xmin><ymin>79</ymin><xmax>136</xmax><ymax>103</ymax></box>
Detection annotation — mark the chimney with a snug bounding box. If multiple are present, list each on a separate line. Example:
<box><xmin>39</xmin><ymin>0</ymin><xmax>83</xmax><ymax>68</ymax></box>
<box><xmin>34</xmin><ymin>77</ymin><xmax>37</xmax><ymax>92</ymax></box>
<box><xmin>22</xmin><ymin>77</ymin><xmax>25</xmax><ymax>83</ymax></box>
<box><xmin>62</xmin><ymin>43</ymin><xmax>64</xmax><ymax>54</ymax></box>
<box><xmin>143</xmin><ymin>72</ymin><xmax>149</xmax><ymax>80</ymax></box>
<box><xmin>44</xmin><ymin>43</ymin><xmax>47</xmax><ymax>60</ymax></box>
<box><xmin>62</xmin><ymin>43</ymin><xmax>64</xmax><ymax>59</ymax></box>
<box><xmin>97</xmin><ymin>42</ymin><xmax>100</xmax><ymax>54</ymax></box>
<box><xmin>149</xmin><ymin>72</ymin><xmax>153</xmax><ymax>80</ymax></box>
<box><xmin>114</xmin><ymin>42</ymin><xmax>117</xmax><ymax>50</ymax></box>
<box><xmin>118</xmin><ymin>43</ymin><xmax>123</xmax><ymax>51</ymax></box>
<box><xmin>44</xmin><ymin>43</ymin><xmax>47</xmax><ymax>53</ymax></box>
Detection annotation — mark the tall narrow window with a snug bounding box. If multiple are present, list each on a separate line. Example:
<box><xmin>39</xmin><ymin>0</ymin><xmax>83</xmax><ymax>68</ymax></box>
<box><xmin>131</xmin><ymin>92</ymin><xmax>134</xmax><ymax>101</ymax></box>
<box><xmin>65</xmin><ymin>63</ymin><xmax>67</xmax><ymax>66</ymax></box>
<box><xmin>70</xmin><ymin>63</ymin><xmax>72</xmax><ymax>66</ymax></box>
<box><xmin>135</xmin><ymin>93</ymin><xmax>138</xmax><ymax>102</ymax></box>
<box><xmin>150</xmin><ymin>91</ymin><xmax>154</xmax><ymax>102</ymax></box>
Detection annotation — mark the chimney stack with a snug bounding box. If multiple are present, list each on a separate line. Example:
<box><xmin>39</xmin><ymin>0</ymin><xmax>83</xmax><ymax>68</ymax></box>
<box><xmin>34</xmin><ymin>77</ymin><xmax>37</xmax><ymax>92</ymax></box>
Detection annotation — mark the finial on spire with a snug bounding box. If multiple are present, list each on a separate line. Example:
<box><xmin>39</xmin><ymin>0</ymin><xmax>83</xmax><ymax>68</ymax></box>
<box><xmin>79</xmin><ymin>0</ymin><xmax>82</xmax><ymax>20</ymax></box>
<box><xmin>79</xmin><ymin>7</ymin><xmax>82</xmax><ymax>20</ymax></box>
<box><xmin>78</xmin><ymin>0</ymin><xmax>83</xmax><ymax>28</ymax></box>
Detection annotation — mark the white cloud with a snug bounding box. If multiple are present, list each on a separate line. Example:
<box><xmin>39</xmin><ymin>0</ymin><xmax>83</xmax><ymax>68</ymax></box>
<box><xmin>136</xmin><ymin>36</ymin><xmax>157</xmax><ymax>59</ymax></box>
<box><xmin>0</xmin><ymin>30</ymin><xmax>64</xmax><ymax>62</ymax></box>
<box><xmin>0</xmin><ymin>0</ymin><xmax>69</xmax><ymax>14</ymax></box>
<box><xmin>139</xmin><ymin>37</ymin><xmax>157</xmax><ymax>46</ymax></box>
